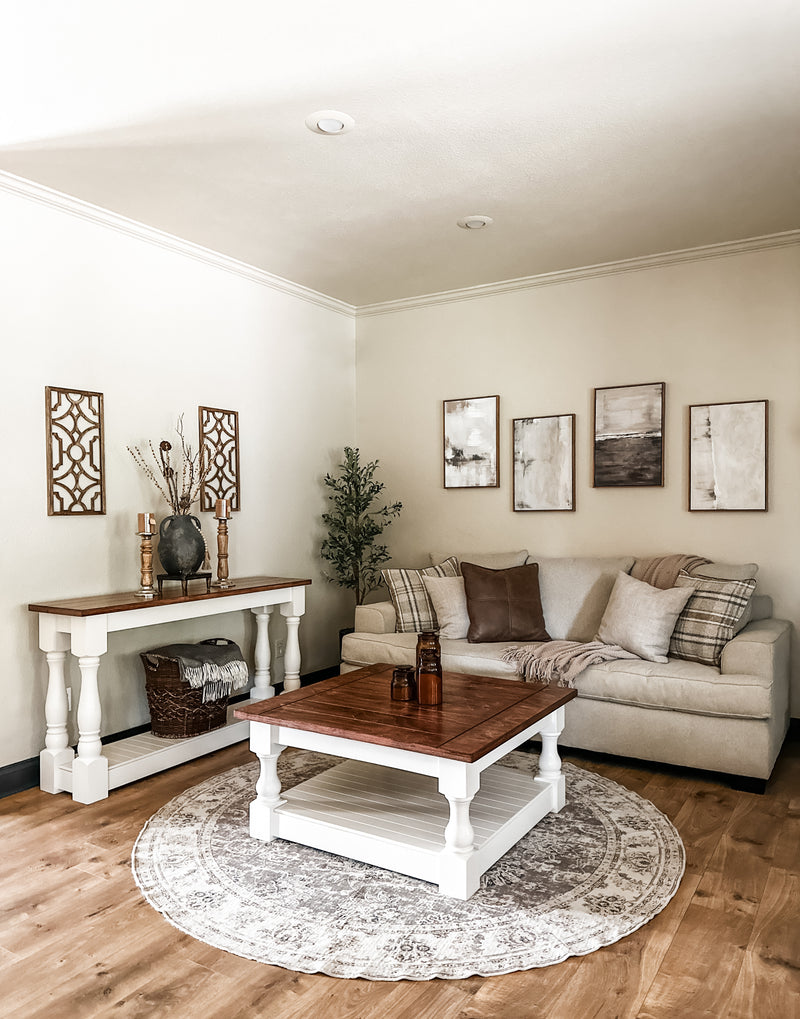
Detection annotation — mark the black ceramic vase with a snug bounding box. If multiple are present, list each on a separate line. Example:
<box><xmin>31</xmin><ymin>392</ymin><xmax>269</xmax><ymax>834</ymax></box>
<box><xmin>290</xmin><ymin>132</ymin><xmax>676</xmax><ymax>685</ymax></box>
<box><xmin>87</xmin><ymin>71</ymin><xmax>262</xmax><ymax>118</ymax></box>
<box><xmin>157</xmin><ymin>514</ymin><xmax>205</xmax><ymax>577</ymax></box>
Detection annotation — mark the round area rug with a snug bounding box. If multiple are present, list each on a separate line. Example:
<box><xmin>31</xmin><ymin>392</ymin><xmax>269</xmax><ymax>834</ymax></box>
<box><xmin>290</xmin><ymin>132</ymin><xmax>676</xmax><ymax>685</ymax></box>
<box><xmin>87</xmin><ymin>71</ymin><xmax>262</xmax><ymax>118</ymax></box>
<box><xmin>132</xmin><ymin>750</ymin><xmax>684</xmax><ymax>980</ymax></box>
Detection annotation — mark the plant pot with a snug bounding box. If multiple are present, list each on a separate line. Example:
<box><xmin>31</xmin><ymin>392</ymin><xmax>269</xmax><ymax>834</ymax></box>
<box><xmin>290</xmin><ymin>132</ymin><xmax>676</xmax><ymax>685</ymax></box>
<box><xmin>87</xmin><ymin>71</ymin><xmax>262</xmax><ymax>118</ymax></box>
<box><xmin>157</xmin><ymin>514</ymin><xmax>205</xmax><ymax>577</ymax></box>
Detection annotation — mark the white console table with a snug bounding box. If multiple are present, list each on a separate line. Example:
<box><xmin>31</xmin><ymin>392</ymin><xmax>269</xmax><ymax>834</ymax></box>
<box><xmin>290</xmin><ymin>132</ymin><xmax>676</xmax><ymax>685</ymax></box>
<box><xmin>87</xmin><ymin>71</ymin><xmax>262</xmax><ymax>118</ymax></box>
<box><xmin>29</xmin><ymin>575</ymin><xmax>310</xmax><ymax>804</ymax></box>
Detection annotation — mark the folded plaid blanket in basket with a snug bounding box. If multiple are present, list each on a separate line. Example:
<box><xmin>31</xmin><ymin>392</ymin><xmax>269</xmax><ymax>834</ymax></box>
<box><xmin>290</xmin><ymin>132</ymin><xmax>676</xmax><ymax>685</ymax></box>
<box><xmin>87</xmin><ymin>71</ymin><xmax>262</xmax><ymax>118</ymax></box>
<box><xmin>143</xmin><ymin>640</ymin><xmax>249</xmax><ymax>703</ymax></box>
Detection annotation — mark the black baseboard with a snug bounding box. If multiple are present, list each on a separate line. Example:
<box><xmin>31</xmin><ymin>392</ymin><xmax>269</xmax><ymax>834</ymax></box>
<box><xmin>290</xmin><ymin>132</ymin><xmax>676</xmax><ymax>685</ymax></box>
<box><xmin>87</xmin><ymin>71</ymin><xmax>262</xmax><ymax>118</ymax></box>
<box><xmin>0</xmin><ymin>665</ymin><xmax>341</xmax><ymax>801</ymax></box>
<box><xmin>0</xmin><ymin>757</ymin><xmax>40</xmax><ymax>800</ymax></box>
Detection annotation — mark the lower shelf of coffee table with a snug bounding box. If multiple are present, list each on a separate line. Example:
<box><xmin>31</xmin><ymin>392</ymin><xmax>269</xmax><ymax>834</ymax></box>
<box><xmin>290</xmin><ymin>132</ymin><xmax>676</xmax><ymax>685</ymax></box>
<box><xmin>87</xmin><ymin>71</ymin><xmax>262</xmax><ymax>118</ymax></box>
<box><xmin>273</xmin><ymin>757</ymin><xmax>556</xmax><ymax>891</ymax></box>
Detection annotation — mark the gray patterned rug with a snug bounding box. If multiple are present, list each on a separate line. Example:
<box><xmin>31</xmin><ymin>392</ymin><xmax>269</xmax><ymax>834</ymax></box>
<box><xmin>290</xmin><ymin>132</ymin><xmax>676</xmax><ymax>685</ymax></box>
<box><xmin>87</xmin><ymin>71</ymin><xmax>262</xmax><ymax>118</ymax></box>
<box><xmin>132</xmin><ymin>750</ymin><xmax>684</xmax><ymax>980</ymax></box>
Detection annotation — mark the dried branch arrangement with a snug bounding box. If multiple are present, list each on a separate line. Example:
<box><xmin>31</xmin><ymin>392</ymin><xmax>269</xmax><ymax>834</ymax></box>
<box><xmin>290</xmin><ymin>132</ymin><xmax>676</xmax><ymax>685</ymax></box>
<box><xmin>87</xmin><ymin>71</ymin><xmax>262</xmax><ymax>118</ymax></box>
<box><xmin>128</xmin><ymin>416</ymin><xmax>214</xmax><ymax>515</ymax></box>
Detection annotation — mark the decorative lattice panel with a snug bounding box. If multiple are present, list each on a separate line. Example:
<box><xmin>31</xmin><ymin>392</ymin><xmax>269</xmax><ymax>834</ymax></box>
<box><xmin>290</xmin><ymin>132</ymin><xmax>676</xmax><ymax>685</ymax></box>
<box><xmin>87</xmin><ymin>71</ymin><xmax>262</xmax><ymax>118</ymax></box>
<box><xmin>45</xmin><ymin>386</ymin><xmax>106</xmax><ymax>515</ymax></box>
<box><xmin>199</xmin><ymin>406</ymin><xmax>240</xmax><ymax>512</ymax></box>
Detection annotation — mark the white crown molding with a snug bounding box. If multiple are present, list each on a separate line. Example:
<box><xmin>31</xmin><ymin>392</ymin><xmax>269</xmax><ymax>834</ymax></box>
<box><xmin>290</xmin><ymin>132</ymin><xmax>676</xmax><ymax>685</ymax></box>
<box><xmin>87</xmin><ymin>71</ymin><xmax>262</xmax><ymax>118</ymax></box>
<box><xmin>3</xmin><ymin>170</ymin><xmax>797</xmax><ymax>320</ymax></box>
<box><xmin>0</xmin><ymin>172</ymin><xmax>356</xmax><ymax>319</ymax></box>
<box><xmin>356</xmin><ymin>231</ymin><xmax>800</xmax><ymax>317</ymax></box>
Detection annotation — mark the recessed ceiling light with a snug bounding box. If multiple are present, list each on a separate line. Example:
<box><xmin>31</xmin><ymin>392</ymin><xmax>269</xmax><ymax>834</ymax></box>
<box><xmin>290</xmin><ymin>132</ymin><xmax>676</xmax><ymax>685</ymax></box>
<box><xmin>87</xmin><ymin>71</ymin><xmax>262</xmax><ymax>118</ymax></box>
<box><xmin>305</xmin><ymin>110</ymin><xmax>355</xmax><ymax>135</ymax></box>
<box><xmin>457</xmin><ymin>215</ymin><xmax>493</xmax><ymax>230</ymax></box>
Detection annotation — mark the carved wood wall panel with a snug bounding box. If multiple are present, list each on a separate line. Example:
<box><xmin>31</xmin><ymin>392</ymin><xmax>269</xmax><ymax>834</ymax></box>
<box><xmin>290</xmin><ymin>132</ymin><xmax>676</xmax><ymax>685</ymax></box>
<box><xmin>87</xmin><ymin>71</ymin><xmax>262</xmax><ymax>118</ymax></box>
<box><xmin>45</xmin><ymin>386</ymin><xmax>106</xmax><ymax>515</ymax></box>
<box><xmin>199</xmin><ymin>406</ymin><xmax>240</xmax><ymax>512</ymax></box>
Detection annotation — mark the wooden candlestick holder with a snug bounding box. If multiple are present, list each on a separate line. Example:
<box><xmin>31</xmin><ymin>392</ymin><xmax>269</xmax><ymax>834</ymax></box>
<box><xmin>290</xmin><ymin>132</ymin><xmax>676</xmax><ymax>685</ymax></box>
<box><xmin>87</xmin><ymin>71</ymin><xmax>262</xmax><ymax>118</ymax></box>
<box><xmin>135</xmin><ymin>530</ymin><xmax>156</xmax><ymax>598</ymax></box>
<box><xmin>212</xmin><ymin>515</ymin><xmax>235</xmax><ymax>589</ymax></box>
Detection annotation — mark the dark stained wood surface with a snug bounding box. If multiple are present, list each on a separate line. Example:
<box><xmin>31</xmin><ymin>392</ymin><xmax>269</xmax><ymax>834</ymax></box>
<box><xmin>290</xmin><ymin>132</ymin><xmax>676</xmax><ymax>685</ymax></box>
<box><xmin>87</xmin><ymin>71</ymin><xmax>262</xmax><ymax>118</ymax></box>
<box><xmin>28</xmin><ymin>575</ymin><xmax>311</xmax><ymax>617</ymax></box>
<box><xmin>234</xmin><ymin>663</ymin><xmax>577</xmax><ymax>763</ymax></box>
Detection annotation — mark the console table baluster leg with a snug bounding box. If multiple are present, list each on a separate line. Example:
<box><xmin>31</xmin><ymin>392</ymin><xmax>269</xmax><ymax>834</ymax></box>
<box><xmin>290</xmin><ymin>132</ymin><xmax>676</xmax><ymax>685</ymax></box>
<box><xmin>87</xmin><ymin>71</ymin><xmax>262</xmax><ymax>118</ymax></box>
<box><xmin>40</xmin><ymin>649</ymin><xmax>74</xmax><ymax>793</ymax></box>
<box><xmin>282</xmin><ymin>612</ymin><xmax>301</xmax><ymax>692</ymax></box>
<box><xmin>251</xmin><ymin>605</ymin><xmax>273</xmax><ymax>700</ymax></box>
<box><xmin>72</xmin><ymin>655</ymin><xmax>109</xmax><ymax>804</ymax></box>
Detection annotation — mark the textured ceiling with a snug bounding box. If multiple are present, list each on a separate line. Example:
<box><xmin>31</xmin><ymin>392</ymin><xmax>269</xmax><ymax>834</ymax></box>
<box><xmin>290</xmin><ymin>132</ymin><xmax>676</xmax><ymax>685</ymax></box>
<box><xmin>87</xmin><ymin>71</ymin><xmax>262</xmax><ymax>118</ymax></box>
<box><xmin>2</xmin><ymin>1</ymin><xmax>798</xmax><ymax>306</ymax></box>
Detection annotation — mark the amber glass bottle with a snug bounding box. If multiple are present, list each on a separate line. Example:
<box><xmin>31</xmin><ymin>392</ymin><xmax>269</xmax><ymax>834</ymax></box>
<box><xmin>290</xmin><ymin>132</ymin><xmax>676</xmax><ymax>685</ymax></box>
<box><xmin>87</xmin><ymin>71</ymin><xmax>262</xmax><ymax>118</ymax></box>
<box><xmin>417</xmin><ymin>649</ymin><xmax>443</xmax><ymax>706</ymax></box>
<box><xmin>415</xmin><ymin>631</ymin><xmax>441</xmax><ymax>673</ymax></box>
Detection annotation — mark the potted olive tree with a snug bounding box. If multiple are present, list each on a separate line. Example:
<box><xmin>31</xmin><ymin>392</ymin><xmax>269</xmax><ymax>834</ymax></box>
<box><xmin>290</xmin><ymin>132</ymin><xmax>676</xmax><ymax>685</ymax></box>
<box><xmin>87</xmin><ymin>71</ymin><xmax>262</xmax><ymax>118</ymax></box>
<box><xmin>320</xmin><ymin>448</ymin><xmax>402</xmax><ymax>623</ymax></box>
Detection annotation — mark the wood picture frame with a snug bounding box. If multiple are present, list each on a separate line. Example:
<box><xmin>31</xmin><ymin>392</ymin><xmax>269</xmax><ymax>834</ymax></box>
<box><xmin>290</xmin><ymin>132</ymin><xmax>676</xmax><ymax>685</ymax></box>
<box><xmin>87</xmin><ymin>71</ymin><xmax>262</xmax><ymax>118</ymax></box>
<box><xmin>199</xmin><ymin>406</ymin><xmax>241</xmax><ymax>512</ymax></box>
<box><xmin>688</xmin><ymin>399</ymin><xmax>768</xmax><ymax>511</ymax></box>
<box><xmin>513</xmin><ymin>414</ymin><xmax>575</xmax><ymax>511</ymax></box>
<box><xmin>45</xmin><ymin>386</ymin><xmax>106</xmax><ymax>515</ymax></box>
<box><xmin>593</xmin><ymin>382</ymin><xmax>665</xmax><ymax>487</ymax></box>
<box><xmin>443</xmin><ymin>395</ymin><xmax>500</xmax><ymax>489</ymax></box>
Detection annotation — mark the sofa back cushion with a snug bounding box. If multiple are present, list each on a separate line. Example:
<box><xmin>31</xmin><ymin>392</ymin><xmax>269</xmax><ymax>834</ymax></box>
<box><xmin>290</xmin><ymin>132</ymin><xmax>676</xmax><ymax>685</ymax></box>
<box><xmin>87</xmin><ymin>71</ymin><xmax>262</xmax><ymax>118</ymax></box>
<box><xmin>529</xmin><ymin>555</ymin><xmax>636</xmax><ymax>641</ymax></box>
<box><xmin>429</xmin><ymin>550</ymin><xmax>528</xmax><ymax>570</ymax></box>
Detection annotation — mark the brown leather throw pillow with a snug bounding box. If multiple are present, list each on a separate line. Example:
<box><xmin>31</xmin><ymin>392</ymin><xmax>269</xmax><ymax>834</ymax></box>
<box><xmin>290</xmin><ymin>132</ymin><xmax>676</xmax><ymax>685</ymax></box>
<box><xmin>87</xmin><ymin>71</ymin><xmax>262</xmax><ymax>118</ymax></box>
<box><xmin>461</xmin><ymin>561</ymin><xmax>551</xmax><ymax>643</ymax></box>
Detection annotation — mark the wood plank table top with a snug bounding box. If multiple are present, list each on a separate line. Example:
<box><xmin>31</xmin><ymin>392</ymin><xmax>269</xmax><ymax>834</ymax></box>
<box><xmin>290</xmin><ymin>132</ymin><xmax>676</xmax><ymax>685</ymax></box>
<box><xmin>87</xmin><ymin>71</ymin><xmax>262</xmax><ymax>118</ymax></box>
<box><xmin>234</xmin><ymin>663</ymin><xmax>577</xmax><ymax>764</ymax></box>
<box><xmin>28</xmin><ymin>576</ymin><xmax>311</xmax><ymax>617</ymax></box>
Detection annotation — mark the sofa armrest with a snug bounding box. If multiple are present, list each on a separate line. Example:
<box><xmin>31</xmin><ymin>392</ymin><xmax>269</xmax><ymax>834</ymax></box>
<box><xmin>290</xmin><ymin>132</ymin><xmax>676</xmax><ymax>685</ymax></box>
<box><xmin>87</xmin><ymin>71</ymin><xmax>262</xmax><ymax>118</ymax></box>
<box><xmin>354</xmin><ymin>601</ymin><xmax>396</xmax><ymax>634</ymax></box>
<box><xmin>720</xmin><ymin>618</ymin><xmax>791</xmax><ymax>686</ymax></box>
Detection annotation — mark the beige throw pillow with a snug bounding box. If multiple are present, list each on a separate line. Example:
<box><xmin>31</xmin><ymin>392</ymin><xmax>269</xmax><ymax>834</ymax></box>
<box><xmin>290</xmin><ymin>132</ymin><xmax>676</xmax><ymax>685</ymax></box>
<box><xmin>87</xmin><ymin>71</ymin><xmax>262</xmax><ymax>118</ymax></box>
<box><xmin>421</xmin><ymin>575</ymin><xmax>470</xmax><ymax>639</ymax></box>
<box><xmin>596</xmin><ymin>571</ymin><xmax>692</xmax><ymax>663</ymax></box>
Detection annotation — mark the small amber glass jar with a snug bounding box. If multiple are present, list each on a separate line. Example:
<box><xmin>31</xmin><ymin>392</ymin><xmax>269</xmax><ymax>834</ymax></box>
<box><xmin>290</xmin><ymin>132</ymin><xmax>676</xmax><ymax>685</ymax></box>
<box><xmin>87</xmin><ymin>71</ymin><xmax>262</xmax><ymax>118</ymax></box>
<box><xmin>417</xmin><ymin>649</ymin><xmax>443</xmax><ymax>706</ymax></box>
<box><xmin>391</xmin><ymin>665</ymin><xmax>417</xmax><ymax>702</ymax></box>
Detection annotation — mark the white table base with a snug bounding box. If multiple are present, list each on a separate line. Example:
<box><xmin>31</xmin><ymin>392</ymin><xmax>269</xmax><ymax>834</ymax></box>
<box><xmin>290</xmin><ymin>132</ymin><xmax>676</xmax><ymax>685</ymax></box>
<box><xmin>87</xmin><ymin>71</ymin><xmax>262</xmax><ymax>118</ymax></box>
<box><xmin>37</xmin><ymin>583</ymin><xmax>305</xmax><ymax>804</ymax></box>
<box><xmin>248</xmin><ymin>706</ymin><xmax>566</xmax><ymax>900</ymax></box>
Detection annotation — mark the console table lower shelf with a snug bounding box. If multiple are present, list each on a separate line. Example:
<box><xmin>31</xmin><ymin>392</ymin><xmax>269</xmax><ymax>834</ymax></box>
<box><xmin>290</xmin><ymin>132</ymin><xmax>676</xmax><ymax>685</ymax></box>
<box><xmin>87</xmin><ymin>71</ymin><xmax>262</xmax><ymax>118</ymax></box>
<box><xmin>51</xmin><ymin>701</ymin><xmax>255</xmax><ymax>797</ymax></box>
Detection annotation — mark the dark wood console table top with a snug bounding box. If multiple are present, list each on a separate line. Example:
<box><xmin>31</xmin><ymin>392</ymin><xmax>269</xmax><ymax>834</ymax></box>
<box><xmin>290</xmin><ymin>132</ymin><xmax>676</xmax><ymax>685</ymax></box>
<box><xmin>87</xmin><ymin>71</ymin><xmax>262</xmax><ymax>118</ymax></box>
<box><xmin>235</xmin><ymin>662</ymin><xmax>577</xmax><ymax>764</ymax></box>
<box><xmin>29</xmin><ymin>576</ymin><xmax>311</xmax><ymax>617</ymax></box>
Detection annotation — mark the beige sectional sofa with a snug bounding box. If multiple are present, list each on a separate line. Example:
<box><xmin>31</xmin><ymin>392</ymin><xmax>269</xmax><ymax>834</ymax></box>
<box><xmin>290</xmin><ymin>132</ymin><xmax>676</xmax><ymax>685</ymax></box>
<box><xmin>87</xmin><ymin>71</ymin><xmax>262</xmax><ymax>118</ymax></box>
<box><xmin>340</xmin><ymin>552</ymin><xmax>792</xmax><ymax>784</ymax></box>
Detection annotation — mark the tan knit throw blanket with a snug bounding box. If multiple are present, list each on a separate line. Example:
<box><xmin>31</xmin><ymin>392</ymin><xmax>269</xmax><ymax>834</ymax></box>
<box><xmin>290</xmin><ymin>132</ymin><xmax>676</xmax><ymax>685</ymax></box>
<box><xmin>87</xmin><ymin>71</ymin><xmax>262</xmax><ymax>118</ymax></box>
<box><xmin>630</xmin><ymin>554</ymin><xmax>710</xmax><ymax>590</ymax></box>
<box><xmin>502</xmin><ymin>640</ymin><xmax>639</xmax><ymax>687</ymax></box>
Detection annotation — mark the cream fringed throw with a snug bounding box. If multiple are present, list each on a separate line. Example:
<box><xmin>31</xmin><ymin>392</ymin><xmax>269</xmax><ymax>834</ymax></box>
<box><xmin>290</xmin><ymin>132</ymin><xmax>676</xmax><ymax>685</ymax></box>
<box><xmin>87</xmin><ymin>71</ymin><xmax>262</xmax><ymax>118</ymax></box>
<box><xmin>143</xmin><ymin>641</ymin><xmax>249</xmax><ymax>703</ymax></box>
<box><xmin>503</xmin><ymin>640</ymin><xmax>639</xmax><ymax>687</ymax></box>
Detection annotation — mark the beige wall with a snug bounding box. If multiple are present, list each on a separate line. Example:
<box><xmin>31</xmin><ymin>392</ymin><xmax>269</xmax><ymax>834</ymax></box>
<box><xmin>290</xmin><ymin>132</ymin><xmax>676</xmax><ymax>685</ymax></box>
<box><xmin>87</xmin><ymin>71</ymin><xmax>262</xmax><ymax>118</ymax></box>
<box><xmin>355</xmin><ymin>243</ymin><xmax>800</xmax><ymax>713</ymax></box>
<box><xmin>1</xmin><ymin>188</ymin><xmax>357</xmax><ymax>769</ymax></box>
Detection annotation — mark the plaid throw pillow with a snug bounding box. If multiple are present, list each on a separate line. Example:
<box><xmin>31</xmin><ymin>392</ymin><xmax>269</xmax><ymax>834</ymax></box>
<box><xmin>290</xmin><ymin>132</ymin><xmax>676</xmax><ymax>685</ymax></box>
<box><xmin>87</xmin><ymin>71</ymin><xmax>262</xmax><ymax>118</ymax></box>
<box><xmin>669</xmin><ymin>570</ymin><xmax>756</xmax><ymax>666</ymax></box>
<box><xmin>382</xmin><ymin>557</ymin><xmax>459</xmax><ymax>633</ymax></box>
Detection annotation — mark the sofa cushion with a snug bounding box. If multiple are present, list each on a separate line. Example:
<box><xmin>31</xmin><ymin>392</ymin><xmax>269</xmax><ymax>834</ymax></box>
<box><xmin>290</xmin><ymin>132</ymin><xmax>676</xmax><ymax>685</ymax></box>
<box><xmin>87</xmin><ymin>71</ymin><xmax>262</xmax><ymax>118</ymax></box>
<box><xmin>340</xmin><ymin>631</ymin><xmax>519</xmax><ymax>680</ymax></box>
<box><xmin>381</xmin><ymin>557</ymin><xmax>459</xmax><ymax>633</ymax></box>
<box><xmin>421</xmin><ymin>575</ymin><xmax>470</xmax><ymax>639</ymax></box>
<box><xmin>530</xmin><ymin>556</ymin><xmax>636</xmax><ymax>641</ymax></box>
<box><xmin>429</xmin><ymin>550</ymin><xmax>529</xmax><ymax>570</ymax></box>
<box><xmin>461</xmin><ymin>562</ymin><xmax>550</xmax><ymax>643</ymax></box>
<box><xmin>573</xmin><ymin>656</ymin><xmax>772</xmax><ymax>720</ymax></box>
<box><xmin>596</xmin><ymin>571</ymin><xmax>692</xmax><ymax>663</ymax></box>
<box><xmin>669</xmin><ymin>571</ymin><xmax>757</xmax><ymax>666</ymax></box>
<box><xmin>690</xmin><ymin>561</ymin><xmax>758</xmax><ymax>581</ymax></box>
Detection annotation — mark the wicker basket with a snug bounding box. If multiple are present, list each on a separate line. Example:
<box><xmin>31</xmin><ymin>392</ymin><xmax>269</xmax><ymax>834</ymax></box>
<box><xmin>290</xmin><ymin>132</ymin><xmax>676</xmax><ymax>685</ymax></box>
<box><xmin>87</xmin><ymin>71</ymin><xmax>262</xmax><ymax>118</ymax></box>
<box><xmin>140</xmin><ymin>639</ymin><xmax>232</xmax><ymax>739</ymax></box>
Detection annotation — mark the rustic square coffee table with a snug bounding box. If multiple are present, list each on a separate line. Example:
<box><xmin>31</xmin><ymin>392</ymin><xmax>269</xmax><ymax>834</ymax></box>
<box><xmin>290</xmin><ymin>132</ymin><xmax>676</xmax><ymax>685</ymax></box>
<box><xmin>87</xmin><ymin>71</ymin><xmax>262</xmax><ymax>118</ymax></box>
<box><xmin>234</xmin><ymin>663</ymin><xmax>576</xmax><ymax>899</ymax></box>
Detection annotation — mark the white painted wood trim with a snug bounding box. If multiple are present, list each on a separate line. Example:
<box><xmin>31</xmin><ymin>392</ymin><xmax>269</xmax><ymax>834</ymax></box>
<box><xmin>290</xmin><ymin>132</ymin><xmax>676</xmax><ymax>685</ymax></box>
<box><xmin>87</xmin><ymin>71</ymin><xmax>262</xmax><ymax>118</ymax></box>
<box><xmin>357</xmin><ymin>231</ymin><xmax>800</xmax><ymax>317</ymax></box>
<box><xmin>0</xmin><ymin>171</ymin><xmax>355</xmax><ymax>318</ymax></box>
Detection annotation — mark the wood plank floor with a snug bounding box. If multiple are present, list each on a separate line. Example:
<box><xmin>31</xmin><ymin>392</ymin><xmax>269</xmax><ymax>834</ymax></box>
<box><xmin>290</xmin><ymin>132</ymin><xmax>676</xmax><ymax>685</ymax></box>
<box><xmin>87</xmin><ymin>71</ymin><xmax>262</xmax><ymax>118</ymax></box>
<box><xmin>1</xmin><ymin>737</ymin><xmax>798</xmax><ymax>1019</ymax></box>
